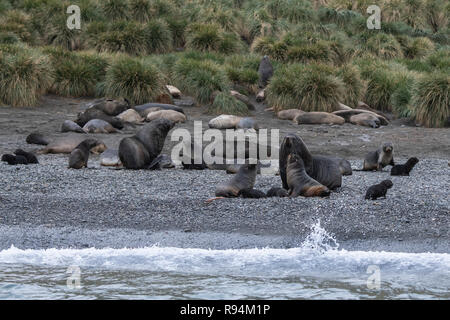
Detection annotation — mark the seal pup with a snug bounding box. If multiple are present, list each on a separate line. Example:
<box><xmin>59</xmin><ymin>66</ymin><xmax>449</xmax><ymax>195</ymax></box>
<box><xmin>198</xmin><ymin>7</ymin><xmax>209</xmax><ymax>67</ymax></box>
<box><xmin>14</xmin><ymin>149</ymin><xmax>38</xmax><ymax>164</ymax></box>
<box><xmin>69</xmin><ymin>139</ymin><xmax>105</xmax><ymax>169</ymax></box>
<box><xmin>238</xmin><ymin>188</ymin><xmax>267</xmax><ymax>198</ymax></box>
<box><xmin>363</xmin><ymin>142</ymin><xmax>395</xmax><ymax>171</ymax></box>
<box><xmin>365</xmin><ymin>180</ymin><xmax>393</xmax><ymax>200</ymax></box>
<box><xmin>119</xmin><ymin>119</ymin><xmax>175</xmax><ymax>169</ymax></box>
<box><xmin>213</xmin><ymin>164</ymin><xmax>258</xmax><ymax>198</ymax></box>
<box><xmin>1</xmin><ymin>154</ymin><xmax>28</xmax><ymax>165</ymax></box>
<box><xmin>391</xmin><ymin>157</ymin><xmax>419</xmax><ymax>176</ymax></box>
<box><xmin>26</xmin><ymin>132</ymin><xmax>49</xmax><ymax>146</ymax></box>
<box><xmin>279</xmin><ymin>134</ymin><xmax>342</xmax><ymax>190</ymax></box>
<box><xmin>83</xmin><ymin>119</ymin><xmax>119</xmax><ymax>134</ymax></box>
<box><xmin>266</xmin><ymin>187</ymin><xmax>289</xmax><ymax>198</ymax></box>
<box><xmin>286</xmin><ymin>154</ymin><xmax>331</xmax><ymax>198</ymax></box>
<box><xmin>61</xmin><ymin>120</ymin><xmax>86</xmax><ymax>133</ymax></box>
<box><xmin>258</xmin><ymin>55</ymin><xmax>273</xmax><ymax>88</ymax></box>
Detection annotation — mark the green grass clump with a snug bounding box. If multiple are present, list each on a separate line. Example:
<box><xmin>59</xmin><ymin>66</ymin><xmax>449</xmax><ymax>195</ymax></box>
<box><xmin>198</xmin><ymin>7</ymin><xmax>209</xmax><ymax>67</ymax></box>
<box><xmin>425</xmin><ymin>48</ymin><xmax>450</xmax><ymax>72</ymax></box>
<box><xmin>186</xmin><ymin>23</ymin><xmax>242</xmax><ymax>54</ymax></box>
<box><xmin>130</xmin><ymin>0</ymin><xmax>152</xmax><ymax>22</ymax></box>
<box><xmin>44</xmin><ymin>48</ymin><xmax>109</xmax><ymax>97</ymax></box>
<box><xmin>251</xmin><ymin>36</ymin><xmax>288</xmax><ymax>61</ymax></box>
<box><xmin>207</xmin><ymin>92</ymin><xmax>249</xmax><ymax>116</ymax></box>
<box><xmin>173</xmin><ymin>57</ymin><xmax>230</xmax><ymax>104</ymax></box>
<box><xmin>102</xmin><ymin>56</ymin><xmax>166</xmax><ymax>105</ymax></box>
<box><xmin>266</xmin><ymin>63</ymin><xmax>345</xmax><ymax>112</ymax></box>
<box><xmin>286</xmin><ymin>42</ymin><xmax>329</xmax><ymax>63</ymax></box>
<box><xmin>0</xmin><ymin>9</ymin><xmax>32</xmax><ymax>43</ymax></box>
<box><xmin>336</xmin><ymin>64</ymin><xmax>365</xmax><ymax>108</ymax></box>
<box><xmin>143</xmin><ymin>20</ymin><xmax>173</xmax><ymax>54</ymax></box>
<box><xmin>0</xmin><ymin>31</ymin><xmax>20</xmax><ymax>44</ymax></box>
<box><xmin>365</xmin><ymin>33</ymin><xmax>404</xmax><ymax>59</ymax></box>
<box><xmin>412</xmin><ymin>72</ymin><xmax>449</xmax><ymax>127</ymax></box>
<box><xmin>101</xmin><ymin>0</ymin><xmax>129</xmax><ymax>20</ymax></box>
<box><xmin>402</xmin><ymin>37</ymin><xmax>435</xmax><ymax>59</ymax></box>
<box><xmin>0</xmin><ymin>45</ymin><xmax>53</xmax><ymax>107</ymax></box>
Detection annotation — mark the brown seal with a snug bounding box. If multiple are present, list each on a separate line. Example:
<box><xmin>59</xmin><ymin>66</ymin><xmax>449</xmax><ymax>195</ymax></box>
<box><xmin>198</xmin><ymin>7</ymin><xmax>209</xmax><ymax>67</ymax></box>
<box><xmin>215</xmin><ymin>164</ymin><xmax>258</xmax><ymax>197</ymax></box>
<box><xmin>363</xmin><ymin>142</ymin><xmax>395</xmax><ymax>171</ymax></box>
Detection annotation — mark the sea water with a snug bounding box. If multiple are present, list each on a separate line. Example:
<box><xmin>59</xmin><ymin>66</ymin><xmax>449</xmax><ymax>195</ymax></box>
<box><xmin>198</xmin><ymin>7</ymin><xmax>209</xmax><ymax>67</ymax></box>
<box><xmin>0</xmin><ymin>223</ymin><xmax>448</xmax><ymax>299</ymax></box>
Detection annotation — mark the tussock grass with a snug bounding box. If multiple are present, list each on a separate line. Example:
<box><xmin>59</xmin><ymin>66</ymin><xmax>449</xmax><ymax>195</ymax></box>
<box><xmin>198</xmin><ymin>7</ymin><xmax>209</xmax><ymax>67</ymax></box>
<box><xmin>207</xmin><ymin>92</ymin><xmax>249</xmax><ymax>116</ymax></box>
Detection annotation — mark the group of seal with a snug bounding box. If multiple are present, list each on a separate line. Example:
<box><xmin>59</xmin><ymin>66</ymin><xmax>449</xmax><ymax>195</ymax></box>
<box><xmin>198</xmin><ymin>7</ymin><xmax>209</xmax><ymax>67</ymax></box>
<box><xmin>1</xmin><ymin>149</ymin><xmax>38</xmax><ymax>165</ymax></box>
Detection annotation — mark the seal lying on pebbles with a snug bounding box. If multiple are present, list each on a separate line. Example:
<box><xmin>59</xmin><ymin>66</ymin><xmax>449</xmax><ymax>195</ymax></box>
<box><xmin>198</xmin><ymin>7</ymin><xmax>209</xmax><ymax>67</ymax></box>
<box><xmin>76</xmin><ymin>108</ymin><xmax>124</xmax><ymax>129</ymax></box>
<box><xmin>69</xmin><ymin>139</ymin><xmax>105</xmax><ymax>169</ymax></box>
<box><xmin>100</xmin><ymin>149</ymin><xmax>121</xmax><ymax>167</ymax></box>
<box><xmin>294</xmin><ymin>112</ymin><xmax>345</xmax><ymax>125</ymax></box>
<box><xmin>61</xmin><ymin>120</ymin><xmax>86</xmax><ymax>133</ymax></box>
<box><xmin>208</xmin><ymin>115</ymin><xmax>242</xmax><ymax>129</ymax></box>
<box><xmin>1</xmin><ymin>154</ymin><xmax>28</xmax><ymax>165</ymax></box>
<box><xmin>14</xmin><ymin>149</ymin><xmax>38</xmax><ymax>164</ymax></box>
<box><xmin>37</xmin><ymin>136</ymin><xmax>107</xmax><ymax>155</ymax></box>
<box><xmin>280</xmin><ymin>134</ymin><xmax>342</xmax><ymax>190</ymax></box>
<box><xmin>277</xmin><ymin>109</ymin><xmax>305</xmax><ymax>121</ymax></box>
<box><xmin>286</xmin><ymin>154</ymin><xmax>331</xmax><ymax>197</ymax></box>
<box><xmin>119</xmin><ymin>119</ymin><xmax>175</xmax><ymax>169</ymax></box>
<box><xmin>214</xmin><ymin>164</ymin><xmax>258</xmax><ymax>198</ymax></box>
<box><xmin>258</xmin><ymin>55</ymin><xmax>273</xmax><ymax>88</ymax></box>
<box><xmin>391</xmin><ymin>157</ymin><xmax>419</xmax><ymax>176</ymax></box>
<box><xmin>117</xmin><ymin>109</ymin><xmax>144</xmax><ymax>124</ymax></box>
<box><xmin>365</xmin><ymin>180</ymin><xmax>393</xmax><ymax>200</ymax></box>
<box><xmin>238</xmin><ymin>188</ymin><xmax>267</xmax><ymax>198</ymax></box>
<box><xmin>26</xmin><ymin>132</ymin><xmax>50</xmax><ymax>146</ymax></box>
<box><xmin>266</xmin><ymin>187</ymin><xmax>289</xmax><ymax>197</ymax></box>
<box><xmin>333</xmin><ymin>109</ymin><xmax>389</xmax><ymax>126</ymax></box>
<box><xmin>146</xmin><ymin>110</ymin><xmax>186</xmax><ymax>123</ymax></box>
<box><xmin>363</xmin><ymin>142</ymin><xmax>395</xmax><ymax>171</ymax></box>
<box><xmin>350</xmin><ymin>113</ymin><xmax>381</xmax><ymax>128</ymax></box>
<box><xmin>83</xmin><ymin>119</ymin><xmax>119</xmax><ymax>134</ymax></box>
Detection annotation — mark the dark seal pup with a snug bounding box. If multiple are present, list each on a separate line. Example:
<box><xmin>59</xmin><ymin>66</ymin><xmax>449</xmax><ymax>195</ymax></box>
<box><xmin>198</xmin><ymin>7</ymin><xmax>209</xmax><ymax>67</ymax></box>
<box><xmin>238</xmin><ymin>188</ymin><xmax>267</xmax><ymax>199</ymax></box>
<box><xmin>119</xmin><ymin>118</ymin><xmax>175</xmax><ymax>169</ymax></box>
<box><xmin>266</xmin><ymin>187</ymin><xmax>289</xmax><ymax>198</ymax></box>
<box><xmin>365</xmin><ymin>180</ymin><xmax>393</xmax><ymax>200</ymax></box>
<box><xmin>69</xmin><ymin>139</ymin><xmax>105</xmax><ymax>169</ymax></box>
<box><xmin>214</xmin><ymin>164</ymin><xmax>258</xmax><ymax>198</ymax></box>
<box><xmin>14</xmin><ymin>149</ymin><xmax>38</xmax><ymax>164</ymax></box>
<box><xmin>26</xmin><ymin>132</ymin><xmax>49</xmax><ymax>146</ymax></box>
<box><xmin>286</xmin><ymin>154</ymin><xmax>331</xmax><ymax>198</ymax></box>
<box><xmin>279</xmin><ymin>134</ymin><xmax>342</xmax><ymax>190</ymax></box>
<box><xmin>1</xmin><ymin>154</ymin><xmax>28</xmax><ymax>165</ymax></box>
<box><xmin>391</xmin><ymin>157</ymin><xmax>419</xmax><ymax>176</ymax></box>
<box><xmin>258</xmin><ymin>55</ymin><xmax>274</xmax><ymax>88</ymax></box>
<box><xmin>363</xmin><ymin>142</ymin><xmax>395</xmax><ymax>171</ymax></box>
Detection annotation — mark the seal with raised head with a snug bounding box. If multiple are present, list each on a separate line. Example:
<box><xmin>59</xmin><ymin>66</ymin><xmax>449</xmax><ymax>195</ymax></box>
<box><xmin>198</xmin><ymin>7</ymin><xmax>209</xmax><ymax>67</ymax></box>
<box><xmin>119</xmin><ymin>118</ymin><xmax>175</xmax><ymax>169</ymax></box>
<box><xmin>279</xmin><ymin>134</ymin><xmax>342</xmax><ymax>190</ymax></box>
<box><xmin>258</xmin><ymin>55</ymin><xmax>273</xmax><ymax>88</ymax></box>
<box><xmin>286</xmin><ymin>154</ymin><xmax>331</xmax><ymax>197</ymax></box>
<box><xmin>215</xmin><ymin>164</ymin><xmax>258</xmax><ymax>198</ymax></box>
<box><xmin>61</xmin><ymin>120</ymin><xmax>86</xmax><ymax>133</ymax></box>
<box><xmin>363</xmin><ymin>142</ymin><xmax>395</xmax><ymax>171</ymax></box>
<box><xmin>365</xmin><ymin>180</ymin><xmax>393</xmax><ymax>200</ymax></box>
<box><xmin>26</xmin><ymin>132</ymin><xmax>50</xmax><ymax>146</ymax></box>
<box><xmin>38</xmin><ymin>135</ymin><xmax>107</xmax><ymax>155</ymax></box>
<box><xmin>83</xmin><ymin>119</ymin><xmax>119</xmax><ymax>134</ymax></box>
<box><xmin>391</xmin><ymin>157</ymin><xmax>419</xmax><ymax>176</ymax></box>
<box><xmin>69</xmin><ymin>139</ymin><xmax>105</xmax><ymax>169</ymax></box>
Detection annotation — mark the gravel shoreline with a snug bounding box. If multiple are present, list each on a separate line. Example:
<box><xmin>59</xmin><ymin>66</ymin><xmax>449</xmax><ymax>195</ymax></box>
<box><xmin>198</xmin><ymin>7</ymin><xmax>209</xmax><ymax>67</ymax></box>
<box><xmin>0</xmin><ymin>156</ymin><xmax>448</xmax><ymax>252</ymax></box>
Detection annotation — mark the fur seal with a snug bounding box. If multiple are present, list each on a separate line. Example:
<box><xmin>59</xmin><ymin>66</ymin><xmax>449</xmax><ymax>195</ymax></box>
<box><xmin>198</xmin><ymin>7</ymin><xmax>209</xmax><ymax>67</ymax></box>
<box><xmin>336</xmin><ymin>103</ymin><xmax>353</xmax><ymax>111</ymax></box>
<box><xmin>332</xmin><ymin>109</ymin><xmax>389</xmax><ymax>126</ymax></box>
<box><xmin>14</xmin><ymin>149</ymin><xmax>38</xmax><ymax>164</ymax></box>
<box><xmin>266</xmin><ymin>187</ymin><xmax>289</xmax><ymax>197</ymax></box>
<box><xmin>68</xmin><ymin>139</ymin><xmax>104</xmax><ymax>169</ymax></box>
<box><xmin>26</xmin><ymin>132</ymin><xmax>49</xmax><ymax>146</ymax></box>
<box><xmin>256</xmin><ymin>89</ymin><xmax>265</xmax><ymax>103</ymax></box>
<box><xmin>85</xmin><ymin>98</ymin><xmax>130</xmax><ymax>116</ymax></box>
<box><xmin>230</xmin><ymin>91</ymin><xmax>256</xmax><ymax>110</ymax></box>
<box><xmin>279</xmin><ymin>134</ymin><xmax>342</xmax><ymax>190</ymax></box>
<box><xmin>148</xmin><ymin>154</ymin><xmax>175</xmax><ymax>170</ymax></box>
<box><xmin>146</xmin><ymin>110</ymin><xmax>186</xmax><ymax>123</ymax></box>
<box><xmin>391</xmin><ymin>157</ymin><xmax>419</xmax><ymax>176</ymax></box>
<box><xmin>38</xmin><ymin>136</ymin><xmax>106</xmax><ymax>155</ymax></box>
<box><xmin>335</xmin><ymin>158</ymin><xmax>352</xmax><ymax>176</ymax></box>
<box><xmin>76</xmin><ymin>108</ymin><xmax>124</xmax><ymax>129</ymax></box>
<box><xmin>61</xmin><ymin>120</ymin><xmax>86</xmax><ymax>133</ymax></box>
<box><xmin>236</xmin><ymin>117</ymin><xmax>259</xmax><ymax>130</ymax></box>
<box><xmin>238</xmin><ymin>188</ymin><xmax>267</xmax><ymax>198</ymax></box>
<box><xmin>294</xmin><ymin>112</ymin><xmax>345</xmax><ymax>125</ymax></box>
<box><xmin>208</xmin><ymin>115</ymin><xmax>242</xmax><ymax>129</ymax></box>
<box><xmin>215</xmin><ymin>164</ymin><xmax>258</xmax><ymax>197</ymax></box>
<box><xmin>350</xmin><ymin>113</ymin><xmax>380</xmax><ymax>128</ymax></box>
<box><xmin>100</xmin><ymin>149</ymin><xmax>121</xmax><ymax>167</ymax></box>
<box><xmin>133</xmin><ymin>103</ymin><xmax>184</xmax><ymax>116</ymax></box>
<box><xmin>166</xmin><ymin>85</ymin><xmax>181</xmax><ymax>98</ymax></box>
<box><xmin>286</xmin><ymin>154</ymin><xmax>331</xmax><ymax>197</ymax></box>
<box><xmin>277</xmin><ymin>109</ymin><xmax>305</xmax><ymax>121</ymax></box>
<box><xmin>363</xmin><ymin>142</ymin><xmax>395</xmax><ymax>171</ymax></box>
<box><xmin>365</xmin><ymin>180</ymin><xmax>393</xmax><ymax>200</ymax></box>
<box><xmin>258</xmin><ymin>55</ymin><xmax>273</xmax><ymax>88</ymax></box>
<box><xmin>1</xmin><ymin>154</ymin><xmax>28</xmax><ymax>165</ymax></box>
<box><xmin>117</xmin><ymin>109</ymin><xmax>144</xmax><ymax>124</ymax></box>
<box><xmin>119</xmin><ymin>119</ymin><xmax>175</xmax><ymax>169</ymax></box>
<box><xmin>83</xmin><ymin>119</ymin><xmax>119</xmax><ymax>134</ymax></box>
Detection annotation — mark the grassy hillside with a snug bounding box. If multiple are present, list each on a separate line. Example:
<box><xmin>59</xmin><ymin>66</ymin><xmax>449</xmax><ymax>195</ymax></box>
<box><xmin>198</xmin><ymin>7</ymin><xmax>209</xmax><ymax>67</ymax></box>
<box><xmin>0</xmin><ymin>0</ymin><xmax>448</xmax><ymax>126</ymax></box>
